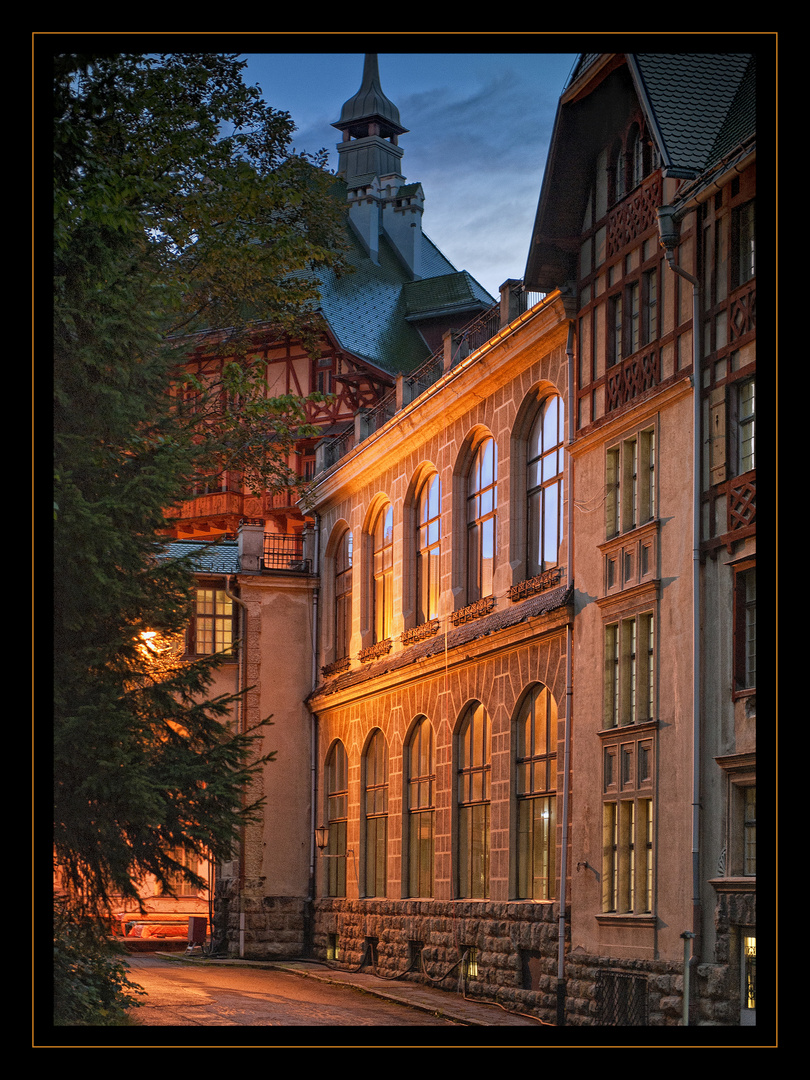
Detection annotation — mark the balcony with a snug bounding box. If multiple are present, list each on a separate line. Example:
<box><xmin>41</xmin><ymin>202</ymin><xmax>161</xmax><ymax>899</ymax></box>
<box><xmin>262</xmin><ymin>531</ymin><xmax>310</xmax><ymax>573</ymax></box>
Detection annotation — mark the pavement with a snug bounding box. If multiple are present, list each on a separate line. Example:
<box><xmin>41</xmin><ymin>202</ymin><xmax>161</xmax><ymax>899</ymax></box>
<box><xmin>154</xmin><ymin>951</ymin><xmax>550</xmax><ymax>1028</ymax></box>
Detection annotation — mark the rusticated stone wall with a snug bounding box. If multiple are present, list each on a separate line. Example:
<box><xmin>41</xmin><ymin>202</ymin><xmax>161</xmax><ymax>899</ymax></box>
<box><xmin>312</xmin><ymin>897</ymin><xmax>564</xmax><ymax>1022</ymax></box>
<box><xmin>213</xmin><ymin>879</ymin><xmax>309</xmax><ymax>960</ymax></box>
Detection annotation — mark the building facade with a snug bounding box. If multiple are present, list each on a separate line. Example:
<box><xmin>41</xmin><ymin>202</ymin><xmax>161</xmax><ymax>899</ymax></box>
<box><xmin>167</xmin><ymin>52</ymin><xmax>758</xmax><ymax>1026</ymax></box>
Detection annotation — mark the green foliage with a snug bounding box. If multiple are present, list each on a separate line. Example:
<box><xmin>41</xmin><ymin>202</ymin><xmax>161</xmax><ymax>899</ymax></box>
<box><xmin>53</xmin><ymin>52</ymin><xmax>344</xmax><ymax>918</ymax></box>
<box><xmin>53</xmin><ymin>902</ymin><xmax>144</xmax><ymax>1026</ymax></box>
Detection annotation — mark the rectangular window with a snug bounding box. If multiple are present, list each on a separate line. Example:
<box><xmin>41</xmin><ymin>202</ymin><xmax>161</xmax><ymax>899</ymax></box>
<box><xmin>738</xmin><ymin>378</ymin><xmax>755</xmax><ymax>474</ymax></box>
<box><xmin>734</xmin><ymin>566</ymin><xmax>756</xmax><ymax>692</ymax></box>
<box><xmin>189</xmin><ymin>588</ymin><xmax>234</xmax><ymax>656</ymax></box>
<box><xmin>743</xmin><ymin>786</ymin><xmax>756</xmax><ymax>876</ymax></box>
<box><xmin>602</xmin><ymin>796</ymin><xmax>653</xmax><ymax>914</ymax></box>
<box><xmin>642</xmin><ymin>267</ymin><xmax>658</xmax><ymax>344</ymax></box>
<box><xmin>604</xmin><ymin>613</ymin><xmax>655</xmax><ymax>728</ymax></box>
<box><xmin>609</xmin><ymin>293</ymin><xmax>623</xmax><ymax>366</ymax></box>
<box><xmin>605</xmin><ymin>427</ymin><xmax>655</xmax><ymax>538</ymax></box>
<box><xmin>732</xmin><ymin>200</ymin><xmax>756</xmax><ymax>287</ymax></box>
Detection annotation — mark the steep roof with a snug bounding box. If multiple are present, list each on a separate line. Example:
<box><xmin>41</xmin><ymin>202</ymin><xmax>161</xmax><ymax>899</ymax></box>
<box><xmin>524</xmin><ymin>52</ymin><xmax>756</xmax><ymax>292</ymax></box>
<box><xmin>315</xmin><ymin>217</ymin><xmax>495</xmax><ymax>375</ymax></box>
<box><xmin>630</xmin><ymin>53</ymin><xmax>755</xmax><ymax>177</ymax></box>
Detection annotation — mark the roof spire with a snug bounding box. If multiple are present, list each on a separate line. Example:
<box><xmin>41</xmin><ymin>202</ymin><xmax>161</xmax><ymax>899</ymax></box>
<box><xmin>333</xmin><ymin>53</ymin><xmax>408</xmax><ymax>141</ymax></box>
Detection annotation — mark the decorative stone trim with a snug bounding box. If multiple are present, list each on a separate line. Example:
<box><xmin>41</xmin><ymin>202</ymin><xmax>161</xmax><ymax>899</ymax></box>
<box><xmin>322</xmin><ymin>657</ymin><xmax>351</xmax><ymax>678</ymax></box>
<box><xmin>359</xmin><ymin>639</ymin><xmax>392</xmax><ymax>664</ymax></box>
<box><xmin>401</xmin><ymin>620</ymin><xmax>440</xmax><ymax>646</ymax></box>
<box><xmin>508</xmin><ymin>567</ymin><xmax>563</xmax><ymax>602</ymax></box>
<box><xmin>450</xmin><ymin>596</ymin><xmax>496</xmax><ymax>626</ymax></box>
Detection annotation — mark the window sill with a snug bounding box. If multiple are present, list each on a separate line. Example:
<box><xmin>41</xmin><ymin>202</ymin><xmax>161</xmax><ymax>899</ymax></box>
<box><xmin>595</xmin><ymin>912</ymin><xmax>656</xmax><ymax>928</ymax></box>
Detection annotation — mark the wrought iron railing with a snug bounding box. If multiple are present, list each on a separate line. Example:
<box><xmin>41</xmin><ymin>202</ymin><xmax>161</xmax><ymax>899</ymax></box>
<box><xmin>262</xmin><ymin>532</ymin><xmax>310</xmax><ymax>573</ymax></box>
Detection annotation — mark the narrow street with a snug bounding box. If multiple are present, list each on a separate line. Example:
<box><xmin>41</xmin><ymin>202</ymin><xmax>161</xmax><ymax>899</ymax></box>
<box><xmin>125</xmin><ymin>954</ymin><xmax>464</xmax><ymax>1028</ymax></box>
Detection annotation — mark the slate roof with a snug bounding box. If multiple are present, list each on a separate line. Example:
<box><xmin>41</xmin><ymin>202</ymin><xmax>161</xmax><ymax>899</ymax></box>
<box><xmin>161</xmin><ymin>539</ymin><xmax>240</xmax><ymax>575</ymax></box>
<box><xmin>631</xmin><ymin>53</ymin><xmax>755</xmax><ymax>176</ymax></box>
<box><xmin>525</xmin><ymin>52</ymin><xmax>756</xmax><ymax>292</ymax></box>
<box><xmin>309</xmin><ymin>584</ymin><xmax>573</xmax><ymax>701</ymax></box>
<box><xmin>315</xmin><ymin>224</ymin><xmax>495</xmax><ymax>374</ymax></box>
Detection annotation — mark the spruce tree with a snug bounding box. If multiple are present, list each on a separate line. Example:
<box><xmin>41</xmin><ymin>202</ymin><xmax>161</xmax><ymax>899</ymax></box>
<box><xmin>53</xmin><ymin>52</ymin><xmax>346</xmax><ymax>919</ymax></box>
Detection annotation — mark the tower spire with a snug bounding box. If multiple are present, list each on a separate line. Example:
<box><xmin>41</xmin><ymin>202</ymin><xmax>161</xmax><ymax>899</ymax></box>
<box><xmin>334</xmin><ymin>53</ymin><xmax>407</xmax><ymax>142</ymax></box>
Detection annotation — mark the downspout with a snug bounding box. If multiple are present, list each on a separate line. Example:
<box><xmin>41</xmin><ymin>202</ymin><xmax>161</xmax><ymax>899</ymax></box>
<box><xmin>308</xmin><ymin>514</ymin><xmax>321</xmax><ymax>947</ymax></box>
<box><xmin>224</xmin><ymin>575</ymin><xmax>249</xmax><ymax>958</ymax></box>
<box><xmin>557</xmin><ymin>318</ymin><xmax>576</xmax><ymax>1026</ymax></box>
<box><xmin>657</xmin><ymin>206</ymin><xmax>702</xmax><ymax>1024</ymax></box>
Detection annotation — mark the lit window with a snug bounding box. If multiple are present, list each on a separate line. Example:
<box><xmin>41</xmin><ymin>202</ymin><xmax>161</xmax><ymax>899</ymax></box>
<box><xmin>363</xmin><ymin>730</ymin><xmax>388</xmax><ymax>898</ymax></box>
<box><xmin>407</xmin><ymin>717</ymin><xmax>435</xmax><ymax>898</ymax></box>
<box><xmin>334</xmin><ymin>530</ymin><xmax>353</xmax><ymax>661</ymax></box>
<box><xmin>467</xmin><ymin>438</ymin><xmax>497</xmax><ymax>603</ymax></box>
<box><xmin>372</xmin><ymin>505</ymin><xmax>394</xmax><ymax>642</ymax></box>
<box><xmin>326</xmin><ymin>741</ymin><xmax>348</xmax><ymax>898</ymax></box>
<box><xmin>515</xmin><ymin>686</ymin><xmax>557</xmax><ymax>900</ymax></box>
<box><xmin>457</xmin><ymin>702</ymin><xmax>491</xmax><ymax>899</ymax></box>
<box><xmin>189</xmin><ymin>588</ymin><xmax>234</xmax><ymax>656</ymax></box>
<box><xmin>416</xmin><ymin>474</ymin><xmax>441</xmax><ymax>624</ymax></box>
<box><xmin>527</xmin><ymin>396</ymin><xmax>564</xmax><ymax>577</ymax></box>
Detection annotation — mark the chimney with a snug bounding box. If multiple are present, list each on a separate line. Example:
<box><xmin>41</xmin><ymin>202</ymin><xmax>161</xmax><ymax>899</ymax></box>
<box><xmin>238</xmin><ymin>520</ymin><xmax>264</xmax><ymax>573</ymax></box>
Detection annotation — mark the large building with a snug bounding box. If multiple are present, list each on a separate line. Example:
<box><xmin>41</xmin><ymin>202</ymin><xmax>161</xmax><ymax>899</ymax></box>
<box><xmin>165</xmin><ymin>52</ymin><xmax>758</xmax><ymax>1027</ymax></box>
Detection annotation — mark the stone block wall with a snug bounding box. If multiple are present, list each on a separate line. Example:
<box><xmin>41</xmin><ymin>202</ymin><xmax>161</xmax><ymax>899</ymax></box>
<box><xmin>312</xmin><ymin>898</ymin><xmax>563</xmax><ymax>1022</ymax></box>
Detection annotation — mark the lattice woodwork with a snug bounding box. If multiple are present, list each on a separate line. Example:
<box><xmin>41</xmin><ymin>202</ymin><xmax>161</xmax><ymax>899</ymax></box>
<box><xmin>728</xmin><ymin>476</ymin><xmax>756</xmax><ymax>532</ymax></box>
<box><xmin>607</xmin><ymin>176</ymin><xmax>662</xmax><ymax>258</ymax></box>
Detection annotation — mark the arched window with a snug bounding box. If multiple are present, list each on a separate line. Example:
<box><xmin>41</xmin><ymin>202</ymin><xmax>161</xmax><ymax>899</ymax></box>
<box><xmin>372</xmin><ymin>504</ymin><xmax>394</xmax><ymax>642</ymax></box>
<box><xmin>515</xmin><ymin>685</ymin><xmax>558</xmax><ymax>900</ymax></box>
<box><xmin>325</xmin><ymin>741</ymin><xmax>348</xmax><ymax>897</ymax></box>
<box><xmin>527</xmin><ymin>395</ymin><xmax>564</xmax><ymax>577</ymax></box>
<box><xmin>406</xmin><ymin>717</ymin><xmax>435</xmax><ymax>897</ymax></box>
<box><xmin>467</xmin><ymin>437</ymin><xmax>497</xmax><ymax>603</ymax></box>
<box><xmin>416</xmin><ymin>473</ymin><xmax>441</xmax><ymax>623</ymax></box>
<box><xmin>363</xmin><ymin>730</ymin><xmax>388</xmax><ymax>897</ymax></box>
<box><xmin>335</xmin><ymin>529</ymin><xmax>353</xmax><ymax>661</ymax></box>
<box><xmin>457</xmin><ymin>702</ymin><xmax>491</xmax><ymax>899</ymax></box>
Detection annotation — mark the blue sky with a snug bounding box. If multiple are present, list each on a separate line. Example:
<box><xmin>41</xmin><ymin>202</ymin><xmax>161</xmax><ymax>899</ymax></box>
<box><xmin>241</xmin><ymin>51</ymin><xmax>579</xmax><ymax>299</ymax></box>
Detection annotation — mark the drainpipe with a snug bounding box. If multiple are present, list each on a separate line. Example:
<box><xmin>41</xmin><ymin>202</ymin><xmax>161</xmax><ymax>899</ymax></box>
<box><xmin>657</xmin><ymin>206</ymin><xmax>702</xmax><ymax>1023</ymax></box>
<box><xmin>557</xmin><ymin>318</ymin><xmax>576</xmax><ymax>1026</ymax></box>
<box><xmin>308</xmin><ymin>514</ymin><xmax>321</xmax><ymax>909</ymax></box>
<box><xmin>224</xmin><ymin>574</ymin><xmax>249</xmax><ymax>958</ymax></box>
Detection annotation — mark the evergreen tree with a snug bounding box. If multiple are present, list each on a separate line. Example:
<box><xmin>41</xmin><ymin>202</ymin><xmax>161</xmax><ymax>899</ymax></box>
<box><xmin>53</xmin><ymin>52</ymin><xmax>347</xmax><ymax>919</ymax></box>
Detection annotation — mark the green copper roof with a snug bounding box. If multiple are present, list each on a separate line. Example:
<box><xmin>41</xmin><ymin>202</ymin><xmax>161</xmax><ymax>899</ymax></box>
<box><xmin>314</xmin><ymin>221</ymin><xmax>495</xmax><ymax>375</ymax></box>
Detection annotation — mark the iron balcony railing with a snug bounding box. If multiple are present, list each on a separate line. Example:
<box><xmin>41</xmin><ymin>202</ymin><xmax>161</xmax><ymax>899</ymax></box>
<box><xmin>262</xmin><ymin>532</ymin><xmax>310</xmax><ymax>573</ymax></box>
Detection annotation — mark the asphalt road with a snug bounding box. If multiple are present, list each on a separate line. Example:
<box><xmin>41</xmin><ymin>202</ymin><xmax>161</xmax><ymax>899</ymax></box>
<box><xmin>126</xmin><ymin>954</ymin><xmax>461</xmax><ymax>1028</ymax></box>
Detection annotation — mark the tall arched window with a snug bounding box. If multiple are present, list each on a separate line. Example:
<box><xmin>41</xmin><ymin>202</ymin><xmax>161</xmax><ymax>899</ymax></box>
<box><xmin>335</xmin><ymin>529</ymin><xmax>353</xmax><ymax>661</ymax></box>
<box><xmin>326</xmin><ymin>741</ymin><xmax>348</xmax><ymax>897</ymax></box>
<box><xmin>417</xmin><ymin>473</ymin><xmax>441</xmax><ymax>623</ymax></box>
<box><xmin>515</xmin><ymin>685</ymin><xmax>558</xmax><ymax>900</ymax></box>
<box><xmin>372</xmin><ymin>504</ymin><xmax>394</xmax><ymax>642</ymax></box>
<box><xmin>527</xmin><ymin>395</ymin><xmax>564</xmax><ymax>577</ymax></box>
<box><xmin>407</xmin><ymin>717</ymin><xmax>435</xmax><ymax>898</ymax></box>
<box><xmin>363</xmin><ymin>730</ymin><xmax>388</xmax><ymax>897</ymax></box>
<box><xmin>457</xmin><ymin>702</ymin><xmax>491</xmax><ymax>899</ymax></box>
<box><xmin>467</xmin><ymin>438</ymin><xmax>497</xmax><ymax>603</ymax></box>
